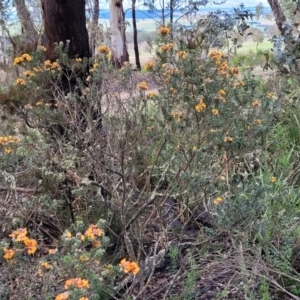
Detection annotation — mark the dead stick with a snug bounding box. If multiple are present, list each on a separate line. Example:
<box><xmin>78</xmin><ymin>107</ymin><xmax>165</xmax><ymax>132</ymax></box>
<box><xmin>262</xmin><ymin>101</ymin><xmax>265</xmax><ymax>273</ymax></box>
<box><xmin>0</xmin><ymin>185</ymin><xmax>37</xmax><ymax>193</ymax></box>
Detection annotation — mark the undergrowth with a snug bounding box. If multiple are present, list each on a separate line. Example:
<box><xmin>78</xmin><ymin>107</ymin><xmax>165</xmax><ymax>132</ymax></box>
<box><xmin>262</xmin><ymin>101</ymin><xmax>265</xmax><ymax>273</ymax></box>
<box><xmin>0</xmin><ymin>21</ymin><xmax>300</xmax><ymax>300</ymax></box>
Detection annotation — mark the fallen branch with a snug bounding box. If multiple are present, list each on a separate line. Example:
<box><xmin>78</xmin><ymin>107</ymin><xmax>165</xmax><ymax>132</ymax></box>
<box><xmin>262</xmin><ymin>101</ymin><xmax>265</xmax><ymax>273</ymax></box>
<box><xmin>0</xmin><ymin>185</ymin><xmax>37</xmax><ymax>193</ymax></box>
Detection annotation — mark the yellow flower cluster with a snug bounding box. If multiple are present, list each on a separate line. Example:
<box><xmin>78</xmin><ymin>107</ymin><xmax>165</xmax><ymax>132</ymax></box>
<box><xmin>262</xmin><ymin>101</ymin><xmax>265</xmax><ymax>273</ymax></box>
<box><xmin>23</xmin><ymin>70</ymin><xmax>34</xmax><ymax>77</ymax></box>
<box><xmin>160</xmin><ymin>43</ymin><xmax>174</xmax><ymax>52</ymax></box>
<box><xmin>44</xmin><ymin>60</ymin><xmax>61</xmax><ymax>70</ymax></box>
<box><xmin>41</xmin><ymin>261</ymin><xmax>52</xmax><ymax>269</ymax></box>
<box><xmin>64</xmin><ymin>278</ymin><xmax>90</xmax><ymax>289</ymax></box>
<box><xmin>255</xmin><ymin>119</ymin><xmax>262</xmax><ymax>125</ymax></box>
<box><xmin>144</xmin><ymin>61</ymin><xmax>155</xmax><ymax>71</ymax></box>
<box><xmin>208</xmin><ymin>50</ymin><xmax>227</xmax><ymax>61</ymax></box>
<box><xmin>212</xmin><ymin>108</ymin><xmax>219</xmax><ymax>115</ymax></box>
<box><xmin>4</xmin><ymin>147</ymin><xmax>13</xmax><ymax>154</ymax></box>
<box><xmin>218</xmin><ymin>61</ymin><xmax>230</xmax><ymax>76</ymax></box>
<box><xmin>270</xmin><ymin>176</ymin><xmax>276</xmax><ymax>183</ymax></box>
<box><xmin>84</xmin><ymin>224</ymin><xmax>103</xmax><ymax>240</ymax></box>
<box><xmin>233</xmin><ymin>81</ymin><xmax>245</xmax><ymax>88</ymax></box>
<box><xmin>136</xmin><ymin>81</ymin><xmax>149</xmax><ymax>91</ymax></box>
<box><xmin>38</xmin><ymin>261</ymin><xmax>52</xmax><ymax>277</ymax></box>
<box><xmin>63</xmin><ymin>224</ymin><xmax>103</xmax><ymax>247</ymax></box>
<box><xmin>16</xmin><ymin>78</ymin><xmax>26</xmax><ymax>85</ymax></box>
<box><xmin>147</xmin><ymin>91</ymin><xmax>157</xmax><ymax>98</ymax></box>
<box><xmin>49</xmin><ymin>248</ymin><xmax>58</xmax><ymax>254</ymax></box>
<box><xmin>214</xmin><ymin>197</ymin><xmax>223</xmax><ymax>205</ymax></box>
<box><xmin>169</xmin><ymin>87</ymin><xmax>177</xmax><ymax>94</ymax></box>
<box><xmin>3</xmin><ymin>247</ymin><xmax>15</xmax><ymax>260</ymax></box>
<box><xmin>98</xmin><ymin>45</ymin><xmax>110</xmax><ymax>54</ymax></box>
<box><xmin>0</xmin><ymin>136</ymin><xmax>21</xmax><ymax>145</ymax></box>
<box><xmin>119</xmin><ymin>259</ymin><xmax>140</xmax><ymax>275</ymax></box>
<box><xmin>224</xmin><ymin>136</ymin><xmax>233</xmax><ymax>143</ymax></box>
<box><xmin>9</xmin><ymin>228</ymin><xmax>28</xmax><ymax>241</ymax></box>
<box><xmin>63</xmin><ymin>230</ymin><xmax>72</xmax><ymax>239</ymax></box>
<box><xmin>161</xmin><ymin>63</ymin><xmax>178</xmax><ymax>76</ymax></box>
<box><xmin>267</xmin><ymin>92</ymin><xmax>276</xmax><ymax>99</ymax></box>
<box><xmin>158</xmin><ymin>26</ymin><xmax>170</xmax><ymax>36</ymax></box>
<box><xmin>208</xmin><ymin>50</ymin><xmax>238</xmax><ymax>76</ymax></box>
<box><xmin>252</xmin><ymin>99</ymin><xmax>259</xmax><ymax>107</ymax></box>
<box><xmin>195</xmin><ymin>96</ymin><xmax>206</xmax><ymax>112</ymax></box>
<box><xmin>177</xmin><ymin>51</ymin><xmax>187</xmax><ymax>60</ymax></box>
<box><xmin>6</xmin><ymin>228</ymin><xmax>37</xmax><ymax>256</ymax></box>
<box><xmin>13</xmin><ymin>53</ymin><xmax>32</xmax><ymax>65</ymax></box>
<box><xmin>216</xmin><ymin>89</ymin><xmax>226</xmax><ymax>103</ymax></box>
<box><xmin>171</xmin><ymin>111</ymin><xmax>184</xmax><ymax>122</ymax></box>
<box><xmin>230</xmin><ymin>66</ymin><xmax>239</xmax><ymax>76</ymax></box>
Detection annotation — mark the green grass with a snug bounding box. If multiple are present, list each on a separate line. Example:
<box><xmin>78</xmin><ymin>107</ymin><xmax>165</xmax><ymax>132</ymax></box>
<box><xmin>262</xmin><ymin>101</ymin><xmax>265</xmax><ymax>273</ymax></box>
<box><xmin>234</xmin><ymin>40</ymin><xmax>273</xmax><ymax>54</ymax></box>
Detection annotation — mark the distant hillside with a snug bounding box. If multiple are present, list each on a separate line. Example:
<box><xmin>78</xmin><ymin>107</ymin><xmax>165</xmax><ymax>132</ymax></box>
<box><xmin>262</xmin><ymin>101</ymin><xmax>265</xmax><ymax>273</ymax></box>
<box><xmin>99</xmin><ymin>6</ymin><xmax>272</xmax><ymax>20</ymax></box>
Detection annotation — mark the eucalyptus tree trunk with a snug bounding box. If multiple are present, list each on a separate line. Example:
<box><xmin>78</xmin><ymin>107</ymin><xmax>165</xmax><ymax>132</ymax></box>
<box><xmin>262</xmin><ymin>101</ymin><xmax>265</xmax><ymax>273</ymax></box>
<box><xmin>40</xmin><ymin>0</ymin><xmax>92</xmax><ymax>135</ymax></box>
<box><xmin>267</xmin><ymin>0</ymin><xmax>287</xmax><ymax>36</ymax></box>
<box><xmin>132</xmin><ymin>0</ymin><xmax>141</xmax><ymax>70</ymax></box>
<box><xmin>14</xmin><ymin>0</ymin><xmax>38</xmax><ymax>49</ymax></box>
<box><xmin>109</xmin><ymin>0</ymin><xmax>129</xmax><ymax>68</ymax></box>
<box><xmin>90</xmin><ymin>0</ymin><xmax>100</xmax><ymax>56</ymax></box>
<box><xmin>41</xmin><ymin>0</ymin><xmax>90</xmax><ymax>60</ymax></box>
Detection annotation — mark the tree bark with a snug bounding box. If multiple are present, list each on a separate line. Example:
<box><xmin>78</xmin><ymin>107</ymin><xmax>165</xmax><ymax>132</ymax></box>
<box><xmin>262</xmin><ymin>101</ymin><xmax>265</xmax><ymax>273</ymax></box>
<box><xmin>132</xmin><ymin>0</ymin><xmax>141</xmax><ymax>70</ymax></box>
<box><xmin>90</xmin><ymin>0</ymin><xmax>100</xmax><ymax>56</ymax></box>
<box><xmin>41</xmin><ymin>0</ymin><xmax>90</xmax><ymax>60</ymax></box>
<box><xmin>109</xmin><ymin>0</ymin><xmax>129</xmax><ymax>68</ymax></box>
<box><xmin>162</xmin><ymin>0</ymin><xmax>165</xmax><ymax>26</ymax></box>
<box><xmin>267</xmin><ymin>0</ymin><xmax>287</xmax><ymax>36</ymax></box>
<box><xmin>14</xmin><ymin>0</ymin><xmax>38</xmax><ymax>49</ymax></box>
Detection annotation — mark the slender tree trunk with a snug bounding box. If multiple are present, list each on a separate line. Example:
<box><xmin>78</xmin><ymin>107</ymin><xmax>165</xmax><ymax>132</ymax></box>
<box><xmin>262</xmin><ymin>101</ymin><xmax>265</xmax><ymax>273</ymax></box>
<box><xmin>41</xmin><ymin>0</ymin><xmax>90</xmax><ymax>61</ymax></box>
<box><xmin>170</xmin><ymin>0</ymin><xmax>173</xmax><ymax>28</ymax></box>
<box><xmin>162</xmin><ymin>0</ymin><xmax>165</xmax><ymax>26</ymax></box>
<box><xmin>267</xmin><ymin>0</ymin><xmax>287</xmax><ymax>36</ymax></box>
<box><xmin>109</xmin><ymin>0</ymin><xmax>129</xmax><ymax>68</ymax></box>
<box><xmin>90</xmin><ymin>0</ymin><xmax>100</xmax><ymax>56</ymax></box>
<box><xmin>14</xmin><ymin>0</ymin><xmax>38</xmax><ymax>49</ymax></box>
<box><xmin>132</xmin><ymin>0</ymin><xmax>141</xmax><ymax>70</ymax></box>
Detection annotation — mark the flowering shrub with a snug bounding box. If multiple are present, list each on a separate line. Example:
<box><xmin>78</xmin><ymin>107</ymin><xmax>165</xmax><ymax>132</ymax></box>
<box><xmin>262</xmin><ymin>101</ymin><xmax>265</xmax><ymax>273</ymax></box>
<box><xmin>0</xmin><ymin>220</ymin><xmax>140</xmax><ymax>299</ymax></box>
<box><xmin>0</xmin><ymin>18</ymin><xmax>300</xmax><ymax>299</ymax></box>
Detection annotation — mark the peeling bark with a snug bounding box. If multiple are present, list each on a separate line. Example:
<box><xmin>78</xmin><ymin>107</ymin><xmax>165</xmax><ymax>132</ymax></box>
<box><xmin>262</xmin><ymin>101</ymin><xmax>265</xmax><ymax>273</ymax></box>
<box><xmin>109</xmin><ymin>0</ymin><xmax>129</xmax><ymax>68</ymax></box>
<box><xmin>89</xmin><ymin>0</ymin><xmax>100</xmax><ymax>56</ymax></box>
<box><xmin>267</xmin><ymin>0</ymin><xmax>287</xmax><ymax>36</ymax></box>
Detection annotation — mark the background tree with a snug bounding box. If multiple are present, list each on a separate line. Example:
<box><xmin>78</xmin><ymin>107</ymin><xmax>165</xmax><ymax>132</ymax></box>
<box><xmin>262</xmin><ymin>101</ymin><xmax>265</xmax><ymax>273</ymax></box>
<box><xmin>14</xmin><ymin>0</ymin><xmax>38</xmax><ymax>49</ymax></box>
<box><xmin>143</xmin><ymin>0</ymin><xmax>183</xmax><ymax>27</ymax></box>
<box><xmin>249</xmin><ymin>27</ymin><xmax>264</xmax><ymax>50</ymax></box>
<box><xmin>255</xmin><ymin>2</ymin><xmax>264</xmax><ymax>20</ymax></box>
<box><xmin>109</xmin><ymin>0</ymin><xmax>129</xmax><ymax>68</ymax></box>
<box><xmin>87</xmin><ymin>0</ymin><xmax>100</xmax><ymax>56</ymax></box>
<box><xmin>132</xmin><ymin>0</ymin><xmax>141</xmax><ymax>70</ymax></box>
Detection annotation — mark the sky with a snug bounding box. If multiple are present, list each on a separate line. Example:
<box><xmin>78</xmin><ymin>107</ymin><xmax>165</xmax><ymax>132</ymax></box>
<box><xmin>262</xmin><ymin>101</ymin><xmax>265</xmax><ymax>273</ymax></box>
<box><xmin>100</xmin><ymin>0</ymin><xmax>270</xmax><ymax>10</ymax></box>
